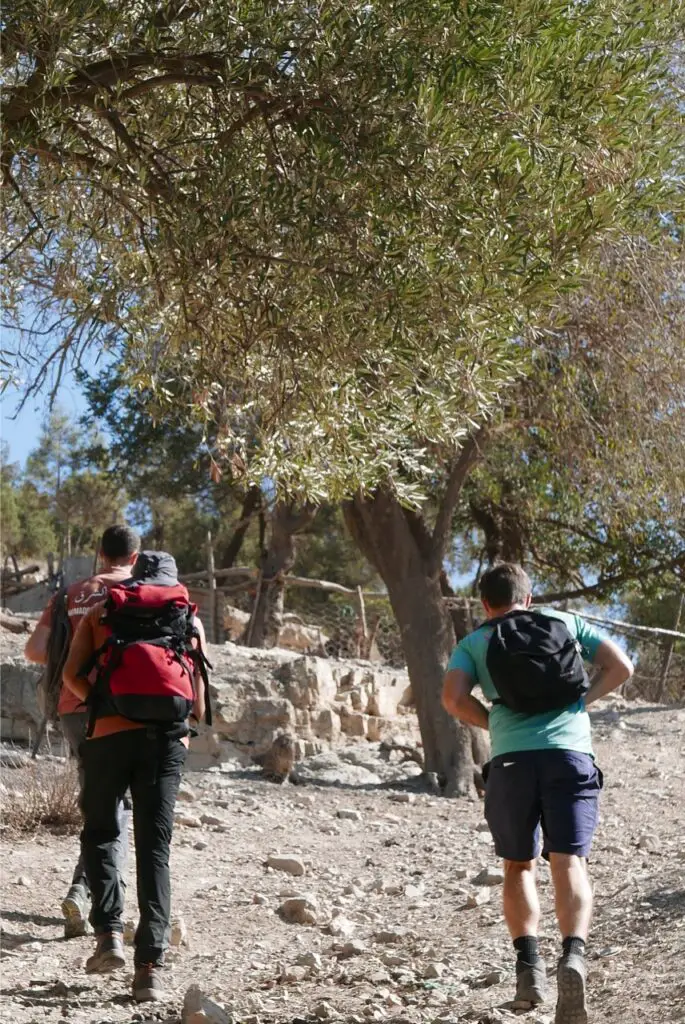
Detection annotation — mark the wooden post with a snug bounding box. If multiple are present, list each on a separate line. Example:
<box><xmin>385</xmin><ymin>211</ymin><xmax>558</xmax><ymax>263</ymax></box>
<box><xmin>657</xmin><ymin>592</ymin><xmax>684</xmax><ymax>702</ymax></box>
<box><xmin>355</xmin><ymin>585</ymin><xmax>368</xmax><ymax>658</ymax></box>
<box><xmin>206</xmin><ymin>530</ymin><xmax>217</xmax><ymax>645</ymax></box>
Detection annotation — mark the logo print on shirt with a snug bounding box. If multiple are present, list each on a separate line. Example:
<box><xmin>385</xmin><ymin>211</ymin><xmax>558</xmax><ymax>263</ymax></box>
<box><xmin>73</xmin><ymin>586</ymin><xmax>108</xmax><ymax>605</ymax></box>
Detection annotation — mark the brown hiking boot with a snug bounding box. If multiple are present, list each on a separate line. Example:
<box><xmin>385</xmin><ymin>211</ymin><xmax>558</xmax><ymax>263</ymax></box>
<box><xmin>132</xmin><ymin>963</ymin><xmax>169</xmax><ymax>1002</ymax></box>
<box><xmin>61</xmin><ymin>885</ymin><xmax>89</xmax><ymax>939</ymax></box>
<box><xmin>85</xmin><ymin>933</ymin><xmax>126</xmax><ymax>974</ymax></box>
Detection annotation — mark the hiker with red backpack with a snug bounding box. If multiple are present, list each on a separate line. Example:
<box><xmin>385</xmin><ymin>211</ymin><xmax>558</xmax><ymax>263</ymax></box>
<box><xmin>62</xmin><ymin>550</ymin><xmax>211</xmax><ymax>1002</ymax></box>
<box><xmin>25</xmin><ymin>525</ymin><xmax>140</xmax><ymax>939</ymax></box>
<box><xmin>442</xmin><ymin>563</ymin><xmax>633</xmax><ymax>1024</ymax></box>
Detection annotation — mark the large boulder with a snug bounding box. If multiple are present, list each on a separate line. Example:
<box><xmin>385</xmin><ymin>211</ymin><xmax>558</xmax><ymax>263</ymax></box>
<box><xmin>278</xmin><ymin>656</ymin><xmax>338</xmax><ymax>710</ymax></box>
<box><xmin>0</xmin><ymin>657</ymin><xmax>43</xmax><ymax>742</ymax></box>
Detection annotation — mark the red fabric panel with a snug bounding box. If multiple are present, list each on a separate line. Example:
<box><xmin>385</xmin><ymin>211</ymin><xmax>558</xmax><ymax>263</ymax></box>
<box><xmin>107</xmin><ymin>643</ymin><xmax>194</xmax><ymax>700</ymax></box>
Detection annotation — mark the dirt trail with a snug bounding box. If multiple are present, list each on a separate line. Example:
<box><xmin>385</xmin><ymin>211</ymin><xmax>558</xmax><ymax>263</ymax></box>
<box><xmin>1</xmin><ymin>699</ymin><xmax>684</xmax><ymax>1024</ymax></box>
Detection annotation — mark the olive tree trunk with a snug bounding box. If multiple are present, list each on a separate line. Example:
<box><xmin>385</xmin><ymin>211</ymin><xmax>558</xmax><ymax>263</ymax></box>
<box><xmin>344</xmin><ymin>430</ymin><xmax>489</xmax><ymax>795</ymax></box>
<box><xmin>245</xmin><ymin>501</ymin><xmax>316</xmax><ymax>648</ymax></box>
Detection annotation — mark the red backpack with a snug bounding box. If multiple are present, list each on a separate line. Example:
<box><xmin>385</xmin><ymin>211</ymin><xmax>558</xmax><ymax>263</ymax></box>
<box><xmin>83</xmin><ymin>581</ymin><xmax>212</xmax><ymax>734</ymax></box>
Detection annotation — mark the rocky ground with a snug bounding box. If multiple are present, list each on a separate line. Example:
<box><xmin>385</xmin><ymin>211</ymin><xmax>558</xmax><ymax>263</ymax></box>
<box><xmin>1</xmin><ymin>697</ymin><xmax>684</xmax><ymax>1024</ymax></box>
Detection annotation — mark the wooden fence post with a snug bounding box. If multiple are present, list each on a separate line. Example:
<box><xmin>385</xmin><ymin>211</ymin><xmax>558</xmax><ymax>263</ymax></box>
<box><xmin>355</xmin><ymin>585</ymin><xmax>368</xmax><ymax>658</ymax></box>
<box><xmin>657</xmin><ymin>592</ymin><xmax>684</xmax><ymax>702</ymax></box>
<box><xmin>206</xmin><ymin>530</ymin><xmax>217</xmax><ymax>645</ymax></box>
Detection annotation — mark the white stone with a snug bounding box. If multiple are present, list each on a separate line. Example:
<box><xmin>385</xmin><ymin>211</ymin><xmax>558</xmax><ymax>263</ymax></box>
<box><xmin>374</xmin><ymin>928</ymin><xmax>413</xmax><ymax>944</ymax></box>
<box><xmin>424</xmin><ymin>962</ymin><xmax>445</xmax><ymax>979</ymax></box>
<box><xmin>278</xmin><ymin>896</ymin><xmax>319</xmax><ymax>926</ymax></box>
<box><xmin>328</xmin><ymin>913</ymin><xmax>356</xmax><ymax>938</ymax></box>
<box><xmin>472</xmin><ymin>867</ymin><xmax>504</xmax><ymax>887</ymax></box>
<box><xmin>339</xmin><ymin>940</ymin><xmax>368</xmax><ymax>958</ymax></box>
<box><xmin>170</xmin><ymin>917</ymin><xmax>189</xmax><ymax>947</ymax></box>
<box><xmin>296</xmin><ymin>951</ymin><xmax>324</xmax><ymax>970</ymax></box>
<box><xmin>182</xmin><ymin>984</ymin><xmax>232</xmax><ymax>1024</ymax></box>
<box><xmin>266</xmin><ymin>854</ymin><xmax>307</xmax><ymax>877</ymax></box>
<box><xmin>337</xmin><ymin>808</ymin><xmax>363</xmax><ymax>822</ymax></box>
<box><xmin>176</xmin><ymin>814</ymin><xmax>203</xmax><ymax>828</ymax></box>
<box><xmin>281</xmin><ymin>965</ymin><xmax>308</xmax><ymax>982</ymax></box>
<box><xmin>200</xmin><ymin>813</ymin><xmax>223</xmax><ymax>827</ymax></box>
<box><xmin>177</xmin><ymin>784</ymin><xmax>198</xmax><ymax>803</ymax></box>
<box><xmin>465</xmin><ymin>890</ymin><xmax>491</xmax><ymax>908</ymax></box>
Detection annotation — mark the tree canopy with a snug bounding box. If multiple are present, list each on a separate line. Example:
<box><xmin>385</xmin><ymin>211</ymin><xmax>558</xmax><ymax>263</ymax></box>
<box><xmin>3</xmin><ymin>0</ymin><xmax>684</xmax><ymax>497</ymax></box>
<box><xmin>453</xmin><ymin>234</ymin><xmax>685</xmax><ymax>599</ymax></box>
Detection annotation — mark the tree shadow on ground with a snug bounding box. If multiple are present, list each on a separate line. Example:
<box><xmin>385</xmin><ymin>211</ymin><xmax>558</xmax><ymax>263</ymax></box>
<box><xmin>0</xmin><ymin>979</ymin><xmax>135</xmax><ymax>1009</ymax></box>
<box><xmin>642</xmin><ymin>886</ymin><xmax>685</xmax><ymax>925</ymax></box>
<box><xmin>0</xmin><ymin>908</ymin><xmax>62</xmax><ymax>927</ymax></box>
<box><xmin>589</xmin><ymin>701</ymin><xmax>684</xmax><ymax>723</ymax></box>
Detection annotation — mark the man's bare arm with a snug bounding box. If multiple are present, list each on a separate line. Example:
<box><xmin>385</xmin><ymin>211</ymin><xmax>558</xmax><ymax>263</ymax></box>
<box><xmin>191</xmin><ymin>616</ymin><xmax>207</xmax><ymax>722</ymax></box>
<box><xmin>584</xmin><ymin>638</ymin><xmax>634</xmax><ymax>707</ymax></box>
<box><xmin>62</xmin><ymin>612</ymin><xmax>96</xmax><ymax>703</ymax></box>
<box><xmin>442</xmin><ymin>668</ymin><xmax>490</xmax><ymax>730</ymax></box>
<box><xmin>24</xmin><ymin>624</ymin><xmax>51</xmax><ymax>665</ymax></box>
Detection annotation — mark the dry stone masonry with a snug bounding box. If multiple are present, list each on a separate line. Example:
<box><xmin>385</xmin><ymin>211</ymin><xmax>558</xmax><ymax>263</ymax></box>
<box><xmin>0</xmin><ymin>630</ymin><xmax>418</xmax><ymax>770</ymax></box>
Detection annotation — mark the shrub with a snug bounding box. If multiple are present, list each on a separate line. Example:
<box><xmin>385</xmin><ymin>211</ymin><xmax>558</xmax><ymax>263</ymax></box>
<box><xmin>1</xmin><ymin>762</ymin><xmax>81</xmax><ymax>836</ymax></box>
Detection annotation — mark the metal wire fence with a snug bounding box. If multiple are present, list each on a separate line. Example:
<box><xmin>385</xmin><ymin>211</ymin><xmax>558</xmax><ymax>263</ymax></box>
<box><xmin>183</xmin><ymin>560</ymin><xmax>685</xmax><ymax>704</ymax></box>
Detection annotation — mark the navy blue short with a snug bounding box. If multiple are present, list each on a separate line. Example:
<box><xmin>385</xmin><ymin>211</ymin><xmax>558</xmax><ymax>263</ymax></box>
<box><xmin>482</xmin><ymin>750</ymin><xmax>603</xmax><ymax>861</ymax></box>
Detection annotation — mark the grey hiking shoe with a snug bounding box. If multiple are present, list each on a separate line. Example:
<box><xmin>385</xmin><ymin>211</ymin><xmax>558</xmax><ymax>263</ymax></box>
<box><xmin>555</xmin><ymin>954</ymin><xmax>588</xmax><ymax>1024</ymax></box>
<box><xmin>514</xmin><ymin>960</ymin><xmax>548</xmax><ymax>1007</ymax></box>
<box><xmin>132</xmin><ymin>963</ymin><xmax>169</xmax><ymax>1002</ymax></box>
<box><xmin>61</xmin><ymin>886</ymin><xmax>89</xmax><ymax>939</ymax></box>
<box><xmin>85</xmin><ymin>933</ymin><xmax>126</xmax><ymax>974</ymax></box>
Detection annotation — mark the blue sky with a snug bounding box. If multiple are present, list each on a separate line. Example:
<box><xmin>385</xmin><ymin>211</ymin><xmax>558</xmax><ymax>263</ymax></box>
<box><xmin>1</xmin><ymin>313</ymin><xmax>98</xmax><ymax>467</ymax></box>
<box><xmin>1</xmin><ymin>373</ymin><xmax>89</xmax><ymax>468</ymax></box>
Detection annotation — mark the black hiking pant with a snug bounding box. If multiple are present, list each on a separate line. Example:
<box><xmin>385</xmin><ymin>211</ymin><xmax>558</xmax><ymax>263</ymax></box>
<box><xmin>80</xmin><ymin>727</ymin><xmax>186</xmax><ymax>965</ymax></box>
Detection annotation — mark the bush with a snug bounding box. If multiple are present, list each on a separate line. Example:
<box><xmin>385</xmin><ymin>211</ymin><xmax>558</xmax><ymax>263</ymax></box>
<box><xmin>1</xmin><ymin>762</ymin><xmax>81</xmax><ymax>836</ymax></box>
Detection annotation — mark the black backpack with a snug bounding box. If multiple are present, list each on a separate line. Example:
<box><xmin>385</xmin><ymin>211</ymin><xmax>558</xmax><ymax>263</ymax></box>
<box><xmin>40</xmin><ymin>587</ymin><xmax>71</xmax><ymax>722</ymax></box>
<box><xmin>485</xmin><ymin>610</ymin><xmax>590</xmax><ymax>714</ymax></box>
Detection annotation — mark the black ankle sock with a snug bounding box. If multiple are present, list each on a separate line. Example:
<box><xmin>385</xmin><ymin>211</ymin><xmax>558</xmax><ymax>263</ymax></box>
<box><xmin>562</xmin><ymin>936</ymin><xmax>586</xmax><ymax>958</ymax></box>
<box><xmin>514</xmin><ymin>935</ymin><xmax>540</xmax><ymax>966</ymax></box>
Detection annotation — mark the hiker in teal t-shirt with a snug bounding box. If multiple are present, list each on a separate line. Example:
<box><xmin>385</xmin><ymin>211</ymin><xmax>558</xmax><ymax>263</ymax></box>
<box><xmin>442</xmin><ymin>563</ymin><xmax>633</xmax><ymax>1024</ymax></box>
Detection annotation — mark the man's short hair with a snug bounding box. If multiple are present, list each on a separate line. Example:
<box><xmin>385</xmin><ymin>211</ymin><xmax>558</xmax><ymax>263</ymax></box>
<box><xmin>100</xmin><ymin>525</ymin><xmax>140</xmax><ymax>561</ymax></box>
<box><xmin>479</xmin><ymin>562</ymin><xmax>532</xmax><ymax>609</ymax></box>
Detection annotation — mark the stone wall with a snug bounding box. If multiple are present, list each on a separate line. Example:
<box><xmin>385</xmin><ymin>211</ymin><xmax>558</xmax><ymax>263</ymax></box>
<box><xmin>187</xmin><ymin>643</ymin><xmax>416</xmax><ymax>770</ymax></box>
<box><xmin>0</xmin><ymin>631</ymin><xmax>417</xmax><ymax>769</ymax></box>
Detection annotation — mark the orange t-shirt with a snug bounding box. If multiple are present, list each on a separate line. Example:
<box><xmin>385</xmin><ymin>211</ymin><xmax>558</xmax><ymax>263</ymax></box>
<box><xmin>38</xmin><ymin>567</ymin><xmax>134</xmax><ymax>716</ymax></box>
<box><xmin>64</xmin><ymin>600</ymin><xmax>147</xmax><ymax>739</ymax></box>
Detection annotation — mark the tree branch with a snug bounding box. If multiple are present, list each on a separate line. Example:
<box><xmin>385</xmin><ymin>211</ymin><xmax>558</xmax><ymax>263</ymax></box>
<box><xmin>537</xmin><ymin>516</ymin><xmax>613</xmax><ymax>550</ymax></box>
<box><xmin>536</xmin><ymin>554</ymin><xmax>685</xmax><ymax>604</ymax></box>
<box><xmin>3</xmin><ymin>52</ymin><xmax>277</xmax><ymax>124</ymax></box>
<box><xmin>430</xmin><ymin>426</ymin><xmax>489</xmax><ymax>573</ymax></box>
<box><xmin>222</xmin><ymin>485</ymin><xmax>261</xmax><ymax>567</ymax></box>
<box><xmin>121</xmin><ymin>72</ymin><xmax>222</xmax><ymax>100</ymax></box>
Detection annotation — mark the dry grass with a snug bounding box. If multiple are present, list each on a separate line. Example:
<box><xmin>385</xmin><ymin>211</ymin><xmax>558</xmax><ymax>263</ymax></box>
<box><xmin>1</xmin><ymin>762</ymin><xmax>81</xmax><ymax>836</ymax></box>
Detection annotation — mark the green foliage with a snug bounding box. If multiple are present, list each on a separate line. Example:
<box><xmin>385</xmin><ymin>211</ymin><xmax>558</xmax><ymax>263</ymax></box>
<box><xmin>83</xmin><ymin>366</ymin><xmax>378</xmax><ymax>584</ymax></box>
<box><xmin>8</xmin><ymin>409</ymin><xmax>126</xmax><ymax>558</ymax></box>
<box><xmin>13</xmin><ymin>482</ymin><xmax>58</xmax><ymax>558</ymax></box>
<box><xmin>3</xmin><ymin>1</ymin><xmax>684</xmax><ymax>498</ymax></box>
<box><xmin>0</xmin><ymin>478</ymin><xmax>22</xmax><ymax>556</ymax></box>
<box><xmin>624</xmin><ymin>590</ymin><xmax>684</xmax><ymax>633</ymax></box>
<box><xmin>450</xmin><ymin>233</ymin><xmax>685</xmax><ymax>598</ymax></box>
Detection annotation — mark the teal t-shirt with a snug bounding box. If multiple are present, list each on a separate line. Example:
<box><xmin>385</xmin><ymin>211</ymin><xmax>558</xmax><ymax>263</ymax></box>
<box><xmin>447</xmin><ymin>609</ymin><xmax>605</xmax><ymax>758</ymax></box>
